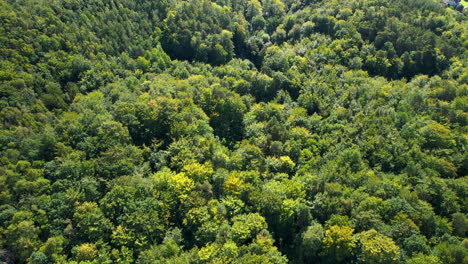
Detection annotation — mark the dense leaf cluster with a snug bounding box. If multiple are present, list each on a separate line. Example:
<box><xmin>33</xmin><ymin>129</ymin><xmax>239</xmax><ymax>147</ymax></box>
<box><xmin>0</xmin><ymin>0</ymin><xmax>467</xmax><ymax>263</ymax></box>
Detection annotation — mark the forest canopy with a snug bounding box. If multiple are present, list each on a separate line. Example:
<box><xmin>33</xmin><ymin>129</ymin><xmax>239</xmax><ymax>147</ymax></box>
<box><xmin>0</xmin><ymin>0</ymin><xmax>467</xmax><ymax>263</ymax></box>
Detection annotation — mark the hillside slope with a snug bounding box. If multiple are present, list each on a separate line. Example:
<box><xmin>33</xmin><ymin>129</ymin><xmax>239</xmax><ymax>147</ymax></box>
<box><xmin>0</xmin><ymin>0</ymin><xmax>467</xmax><ymax>263</ymax></box>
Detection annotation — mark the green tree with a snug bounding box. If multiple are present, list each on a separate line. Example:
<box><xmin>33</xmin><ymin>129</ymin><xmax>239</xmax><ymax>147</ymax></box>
<box><xmin>73</xmin><ymin>202</ymin><xmax>113</xmax><ymax>242</ymax></box>
<box><xmin>321</xmin><ymin>225</ymin><xmax>356</xmax><ymax>263</ymax></box>
<box><xmin>231</xmin><ymin>213</ymin><xmax>268</xmax><ymax>244</ymax></box>
<box><xmin>300</xmin><ymin>222</ymin><xmax>324</xmax><ymax>262</ymax></box>
<box><xmin>356</xmin><ymin>229</ymin><xmax>400</xmax><ymax>264</ymax></box>
<box><xmin>4</xmin><ymin>219</ymin><xmax>40</xmax><ymax>262</ymax></box>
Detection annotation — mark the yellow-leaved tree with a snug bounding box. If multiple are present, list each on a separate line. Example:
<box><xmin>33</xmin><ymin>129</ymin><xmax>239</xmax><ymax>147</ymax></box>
<box><xmin>357</xmin><ymin>229</ymin><xmax>400</xmax><ymax>264</ymax></box>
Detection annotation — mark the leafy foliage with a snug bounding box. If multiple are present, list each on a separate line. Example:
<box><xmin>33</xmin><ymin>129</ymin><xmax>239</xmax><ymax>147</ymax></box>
<box><xmin>0</xmin><ymin>0</ymin><xmax>467</xmax><ymax>263</ymax></box>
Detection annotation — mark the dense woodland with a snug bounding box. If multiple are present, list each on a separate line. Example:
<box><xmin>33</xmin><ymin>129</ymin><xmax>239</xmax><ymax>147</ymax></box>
<box><xmin>0</xmin><ymin>0</ymin><xmax>467</xmax><ymax>263</ymax></box>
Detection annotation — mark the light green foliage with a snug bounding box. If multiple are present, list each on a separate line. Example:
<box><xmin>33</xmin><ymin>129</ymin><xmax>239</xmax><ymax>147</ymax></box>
<box><xmin>406</xmin><ymin>253</ymin><xmax>443</xmax><ymax>264</ymax></box>
<box><xmin>73</xmin><ymin>202</ymin><xmax>113</xmax><ymax>242</ymax></box>
<box><xmin>75</xmin><ymin>243</ymin><xmax>98</xmax><ymax>261</ymax></box>
<box><xmin>0</xmin><ymin>0</ymin><xmax>466</xmax><ymax>263</ymax></box>
<box><xmin>419</xmin><ymin>121</ymin><xmax>455</xmax><ymax>149</ymax></box>
<box><xmin>38</xmin><ymin>236</ymin><xmax>66</xmax><ymax>261</ymax></box>
<box><xmin>356</xmin><ymin>229</ymin><xmax>400</xmax><ymax>264</ymax></box>
<box><xmin>4</xmin><ymin>220</ymin><xmax>40</xmax><ymax>261</ymax></box>
<box><xmin>231</xmin><ymin>213</ymin><xmax>268</xmax><ymax>244</ymax></box>
<box><xmin>173</xmin><ymin>173</ymin><xmax>196</xmax><ymax>201</ymax></box>
<box><xmin>181</xmin><ymin>163</ymin><xmax>214</xmax><ymax>183</ymax></box>
<box><xmin>322</xmin><ymin>225</ymin><xmax>357</xmax><ymax>263</ymax></box>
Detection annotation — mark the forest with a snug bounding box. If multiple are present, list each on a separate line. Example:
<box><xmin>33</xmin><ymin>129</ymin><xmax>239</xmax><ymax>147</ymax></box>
<box><xmin>0</xmin><ymin>0</ymin><xmax>467</xmax><ymax>263</ymax></box>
